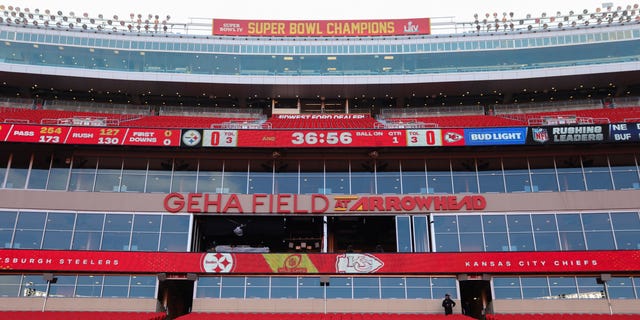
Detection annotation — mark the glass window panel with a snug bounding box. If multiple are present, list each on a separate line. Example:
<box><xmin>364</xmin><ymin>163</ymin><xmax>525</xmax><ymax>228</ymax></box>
<box><xmin>503</xmin><ymin>158</ymin><xmax>530</xmax><ymax>193</ymax></box>
<box><xmin>0</xmin><ymin>211</ymin><xmax>17</xmax><ymax>230</ymax></box>
<box><xmin>459</xmin><ymin>233</ymin><xmax>484</xmax><ymax>252</ymax></box>
<box><xmin>27</xmin><ymin>153</ymin><xmax>51</xmax><ymax>190</ymax></box>
<box><xmin>171</xmin><ymin>159</ymin><xmax>198</xmax><ymax>193</ymax></box>
<box><xmin>248</xmin><ymin>160</ymin><xmax>273</xmax><ymax>194</ymax></box>
<box><xmin>434</xmin><ymin>233</ymin><xmax>459</xmax><ymax>252</ymax></box>
<box><xmin>159</xmin><ymin>232</ymin><xmax>188</xmax><ymax>252</ymax></box>
<box><xmin>531</xmin><ymin>214</ymin><xmax>557</xmax><ymax>232</ymax></box>
<box><xmin>275</xmin><ymin>172</ymin><xmax>299</xmax><ymax>194</ymax></box>
<box><xmin>298</xmin><ymin>277</ymin><xmax>323</xmax><ymax>298</ymax></box>
<box><xmin>133</xmin><ymin>215</ymin><xmax>161</xmax><ymax>232</ymax></box>
<box><xmin>220</xmin><ymin>285</ymin><xmax>245</xmax><ymax>298</ymax></box>
<box><xmin>162</xmin><ymin>215</ymin><xmax>190</xmax><ymax>233</ymax></box>
<box><xmin>582</xmin><ymin>213</ymin><xmax>611</xmax><ymax>231</ymax></box>
<box><xmin>72</xmin><ymin>231</ymin><xmax>102</xmax><ymax>250</ymax></box>
<box><xmin>49</xmin><ymin>275</ymin><xmax>76</xmax><ymax>298</ymax></box>
<box><xmin>0</xmin><ymin>230</ymin><xmax>13</xmax><ymax>248</ymax></box>
<box><xmin>375</xmin><ymin>160</ymin><xmax>401</xmax><ymax>194</ymax></box>
<box><xmin>522</xmin><ymin>287</ymin><xmax>551</xmax><ymax>299</ymax></box>
<box><xmin>397</xmin><ymin>216</ymin><xmax>412</xmax><ymax>252</ymax></box>
<box><xmin>614</xmin><ymin>230</ymin><xmax>640</xmax><ymax>250</ymax></box>
<box><xmin>507</xmin><ymin>214</ymin><xmax>532</xmax><ymax>232</ymax></box>
<box><xmin>130</xmin><ymin>232</ymin><xmax>159</xmax><ymax>251</ymax></box>
<box><xmin>452</xmin><ymin>173</ymin><xmax>478</xmax><ymax>193</ymax></box>
<box><xmin>325</xmin><ymin>172</ymin><xmax>349</xmax><ymax>194</ymax></box>
<box><xmin>42</xmin><ymin>230</ymin><xmax>72</xmax><ymax>249</ymax></box>
<box><xmin>102</xmin><ymin>285</ymin><xmax>129</xmax><ymax>297</ymax></box>
<box><xmin>426</xmin><ymin>159</ymin><xmax>452</xmax><ymax>194</ymax></box>
<box><xmin>610</xmin><ymin>212</ymin><xmax>640</xmax><ymax>230</ymax></box>
<box><xmin>353</xmin><ymin>286</ymin><xmax>379</xmax><ymax>298</ymax></box>
<box><xmin>401</xmin><ymin>160</ymin><xmax>427</xmax><ymax>194</ymax></box>
<box><xmin>583</xmin><ymin>156</ymin><xmax>612</xmax><ymax>191</ymax></box>
<box><xmin>351</xmin><ymin>171</ymin><xmax>375</xmax><ymax>194</ymax></box>
<box><xmin>129</xmin><ymin>285</ymin><xmax>155</xmax><ymax>298</ymax></box>
<box><xmin>484</xmin><ymin>233</ymin><xmax>509</xmax><ymax>251</ymax></box>
<box><xmin>609</xmin><ymin>154</ymin><xmax>639</xmax><ymax>190</ymax></box>
<box><xmin>556</xmin><ymin>156</ymin><xmax>585</xmax><ymax>191</ymax></box>
<box><xmin>94</xmin><ymin>157</ymin><xmax>123</xmax><ymax>192</ymax></box>
<box><xmin>17</xmin><ymin>211</ymin><xmax>47</xmax><ymax>229</ymax></box>
<box><xmin>0</xmin><ymin>275</ymin><xmax>21</xmax><ymax>297</ymax></box>
<box><xmin>0</xmin><ymin>152</ymin><xmax>9</xmax><ymax>188</ymax></box>
<box><xmin>483</xmin><ymin>215</ymin><xmax>507</xmax><ymax>232</ymax></box>
<box><xmin>559</xmin><ymin>231</ymin><xmax>586</xmax><ymax>251</ymax></box>
<box><xmin>406</xmin><ymin>287</ymin><xmax>430</xmax><ymax>299</ymax></box>
<box><xmin>576</xmin><ymin>277</ymin><xmax>604</xmax><ymax>299</ymax></box>
<box><xmin>549</xmin><ymin>277</ymin><xmax>578</xmax><ymax>298</ymax></box>
<box><xmin>75</xmin><ymin>214</ymin><xmax>104</xmax><ymax>231</ymax></box>
<box><xmin>529</xmin><ymin>157</ymin><xmax>558</xmax><ymax>192</ymax></box>
<box><xmin>413</xmin><ymin>216</ymin><xmax>429</xmax><ymax>252</ymax></box>
<box><xmin>509</xmin><ymin>232</ymin><xmax>534</xmax><ymax>251</ymax></box>
<box><xmin>245</xmin><ymin>284</ymin><xmax>269</xmax><ymax>298</ymax></box>
<box><xmin>6</xmin><ymin>153</ymin><xmax>30</xmax><ymax>189</ymax></box>
<box><xmin>556</xmin><ymin>214</ymin><xmax>582</xmax><ymax>231</ymax></box>
<box><xmin>197</xmin><ymin>160</ymin><xmax>223</xmax><ymax>193</ymax></box>
<box><xmin>458</xmin><ymin>215</ymin><xmax>482</xmax><ymax>232</ymax></box>
<box><xmin>69</xmin><ymin>157</ymin><xmax>98</xmax><ymax>191</ymax></box>
<box><xmin>533</xmin><ymin>232</ymin><xmax>560</xmax><ymax>251</ymax></box>
<box><xmin>13</xmin><ymin>230</ymin><xmax>43</xmax><ymax>249</ymax></box>
<box><xmin>377</xmin><ymin>172</ymin><xmax>401</xmax><ymax>194</ymax></box>
<box><xmin>494</xmin><ymin>287</ymin><xmax>522</xmax><ymax>299</ymax></box>
<box><xmin>477</xmin><ymin>158</ymin><xmax>504</xmax><ymax>193</ymax></box>
<box><xmin>104</xmin><ymin>214</ymin><xmax>133</xmax><ymax>232</ymax></box>
<box><xmin>300</xmin><ymin>160</ymin><xmax>325</xmax><ymax>195</ymax></box>
<box><xmin>271</xmin><ymin>286</ymin><xmax>296</xmax><ymax>298</ymax></box>
<box><xmin>101</xmin><ymin>232</ymin><xmax>131</xmax><ymax>250</ymax></box>
<box><xmin>45</xmin><ymin>212</ymin><xmax>75</xmax><ymax>230</ymax></box>
<box><xmin>146</xmin><ymin>159</ymin><xmax>172</xmax><ymax>193</ymax></box>
<box><xmin>608</xmin><ymin>277</ymin><xmax>636</xmax><ymax>299</ymax></box>
<box><xmin>223</xmin><ymin>159</ymin><xmax>248</xmax><ymax>194</ymax></box>
<box><xmin>75</xmin><ymin>286</ymin><xmax>103</xmax><ymax>297</ymax></box>
<box><xmin>121</xmin><ymin>158</ymin><xmax>147</xmax><ymax>193</ymax></box>
<box><xmin>433</xmin><ymin>215</ymin><xmax>457</xmax><ymax>233</ymax></box>
<box><xmin>585</xmin><ymin>231</ymin><xmax>615</xmax><ymax>250</ymax></box>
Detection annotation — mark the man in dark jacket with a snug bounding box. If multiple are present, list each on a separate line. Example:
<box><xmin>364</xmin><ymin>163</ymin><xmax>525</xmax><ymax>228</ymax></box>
<box><xmin>442</xmin><ymin>293</ymin><xmax>456</xmax><ymax>315</ymax></box>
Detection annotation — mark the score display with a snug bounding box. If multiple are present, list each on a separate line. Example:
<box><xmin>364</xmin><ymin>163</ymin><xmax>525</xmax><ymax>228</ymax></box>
<box><xmin>0</xmin><ymin>123</ymin><xmax>543</xmax><ymax>148</ymax></box>
<box><xmin>200</xmin><ymin>129</ymin><xmax>465</xmax><ymax>147</ymax></box>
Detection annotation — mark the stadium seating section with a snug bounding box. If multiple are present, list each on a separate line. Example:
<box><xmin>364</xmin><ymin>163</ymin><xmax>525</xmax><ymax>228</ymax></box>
<box><xmin>486</xmin><ymin>314</ymin><xmax>640</xmax><ymax>320</ymax></box>
<box><xmin>174</xmin><ymin>313</ymin><xmax>472</xmax><ymax>320</ymax></box>
<box><xmin>266</xmin><ymin>114</ymin><xmax>379</xmax><ymax>129</ymax></box>
<box><xmin>0</xmin><ymin>311</ymin><xmax>166</xmax><ymax>320</ymax></box>
<box><xmin>4</xmin><ymin>105</ymin><xmax>640</xmax><ymax>129</ymax></box>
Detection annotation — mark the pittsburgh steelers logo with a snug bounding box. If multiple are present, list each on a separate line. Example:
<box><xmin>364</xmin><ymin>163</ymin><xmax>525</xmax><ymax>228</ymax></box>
<box><xmin>182</xmin><ymin>130</ymin><xmax>201</xmax><ymax>147</ymax></box>
<box><xmin>202</xmin><ymin>253</ymin><xmax>234</xmax><ymax>273</ymax></box>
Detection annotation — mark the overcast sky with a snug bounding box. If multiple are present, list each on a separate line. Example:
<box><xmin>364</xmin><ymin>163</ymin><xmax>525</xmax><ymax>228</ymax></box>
<box><xmin>5</xmin><ymin>0</ymin><xmax>617</xmax><ymax>22</ymax></box>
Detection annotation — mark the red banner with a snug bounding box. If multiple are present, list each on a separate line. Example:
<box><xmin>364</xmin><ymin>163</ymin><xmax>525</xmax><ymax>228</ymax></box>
<box><xmin>212</xmin><ymin>18</ymin><xmax>431</xmax><ymax>37</ymax></box>
<box><xmin>1</xmin><ymin>249</ymin><xmax>638</xmax><ymax>274</ymax></box>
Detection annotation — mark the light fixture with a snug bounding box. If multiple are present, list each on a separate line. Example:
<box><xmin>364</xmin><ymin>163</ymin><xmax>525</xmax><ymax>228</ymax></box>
<box><xmin>233</xmin><ymin>224</ymin><xmax>245</xmax><ymax>236</ymax></box>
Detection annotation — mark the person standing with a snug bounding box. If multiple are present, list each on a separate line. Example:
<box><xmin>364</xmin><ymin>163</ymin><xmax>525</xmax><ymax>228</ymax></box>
<box><xmin>442</xmin><ymin>293</ymin><xmax>456</xmax><ymax>315</ymax></box>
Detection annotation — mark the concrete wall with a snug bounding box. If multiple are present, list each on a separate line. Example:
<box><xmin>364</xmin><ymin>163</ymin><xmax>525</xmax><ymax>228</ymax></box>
<box><xmin>2</xmin><ymin>189</ymin><xmax>640</xmax><ymax>214</ymax></box>
<box><xmin>492</xmin><ymin>299</ymin><xmax>640</xmax><ymax>314</ymax></box>
<box><xmin>192</xmin><ymin>298</ymin><xmax>452</xmax><ymax>314</ymax></box>
<box><xmin>0</xmin><ymin>297</ymin><xmax>160</xmax><ymax>312</ymax></box>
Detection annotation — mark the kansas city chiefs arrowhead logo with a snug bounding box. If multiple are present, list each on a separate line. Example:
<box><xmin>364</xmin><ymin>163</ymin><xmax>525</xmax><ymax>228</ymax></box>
<box><xmin>335</xmin><ymin>253</ymin><xmax>384</xmax><ymax>273</ymax></box>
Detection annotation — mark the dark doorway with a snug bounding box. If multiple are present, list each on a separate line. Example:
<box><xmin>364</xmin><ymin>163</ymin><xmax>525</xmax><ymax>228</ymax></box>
<box><xmin>459</xmin><ymin>280</ymin><xmax>492</xmax><ymax>319</ymax></box>
<box><xmin>158</xmin><ymin>278</ymin><xmax>194</xmax><ymax>320</ymax></box>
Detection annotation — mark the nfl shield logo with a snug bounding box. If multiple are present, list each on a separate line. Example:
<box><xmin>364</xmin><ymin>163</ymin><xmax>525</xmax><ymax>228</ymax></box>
<box><xmin>532</xmin><ymin>128</ymin><xmax>549</xmax><ymax>143</ymax></box>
